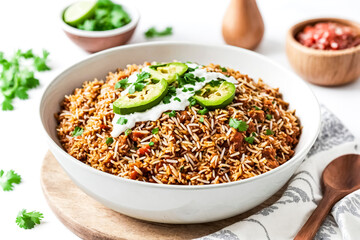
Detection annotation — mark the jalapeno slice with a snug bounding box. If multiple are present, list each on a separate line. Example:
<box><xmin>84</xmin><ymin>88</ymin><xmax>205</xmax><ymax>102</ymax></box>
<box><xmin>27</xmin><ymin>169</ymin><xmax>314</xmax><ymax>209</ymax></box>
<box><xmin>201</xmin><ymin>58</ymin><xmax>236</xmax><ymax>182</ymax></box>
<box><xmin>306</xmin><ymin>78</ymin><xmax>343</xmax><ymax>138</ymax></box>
<box><xmin>113</xmin><ymin>79</ymin><xmax>169</xmax><ymax>115</ymax></box>
<box><xmin>148</xmin><ymin>62</ymin><xmax>188</xmax><ymax>84</ymax></box>
<box><xmin>193</xmin><ymin>81</ymin><xmax>236</xmax><ymax>109</ymax></box>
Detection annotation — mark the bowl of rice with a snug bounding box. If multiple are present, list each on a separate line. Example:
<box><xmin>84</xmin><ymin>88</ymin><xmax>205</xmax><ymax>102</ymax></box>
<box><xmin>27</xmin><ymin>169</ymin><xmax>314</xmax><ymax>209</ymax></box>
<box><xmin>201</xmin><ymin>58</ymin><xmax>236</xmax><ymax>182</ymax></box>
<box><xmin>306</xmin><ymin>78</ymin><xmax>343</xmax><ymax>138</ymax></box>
<box><xmin>40</xmin><ymin>42</ymin><xmax>320</xmax><ymax>223</ymax></box>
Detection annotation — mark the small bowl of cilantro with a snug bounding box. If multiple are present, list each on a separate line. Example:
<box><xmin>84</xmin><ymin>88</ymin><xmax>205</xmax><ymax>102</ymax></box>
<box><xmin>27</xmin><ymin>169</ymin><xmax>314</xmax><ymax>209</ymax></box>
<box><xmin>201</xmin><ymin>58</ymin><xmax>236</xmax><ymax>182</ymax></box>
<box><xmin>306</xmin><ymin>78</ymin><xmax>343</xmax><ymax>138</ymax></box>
<box><xmin>61</xmin><ymin>0</ymin><xmax>139</xmax><ymax>52</ymax></box>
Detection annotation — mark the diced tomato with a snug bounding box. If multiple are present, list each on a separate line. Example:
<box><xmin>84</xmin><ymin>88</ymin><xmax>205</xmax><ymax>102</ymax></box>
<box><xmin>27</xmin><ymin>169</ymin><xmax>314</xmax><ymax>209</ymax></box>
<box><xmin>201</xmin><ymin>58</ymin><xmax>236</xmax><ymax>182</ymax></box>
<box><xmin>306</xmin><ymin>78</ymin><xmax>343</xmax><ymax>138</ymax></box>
<box><xmin>137</xmin><ymin>144</ymin><xmax>150</xmax><ymax>156</ymax></box>
<box><xmin>296</xmin><ymin>22</ymin><xmax>360</xmax><ymax>50</ymax></box>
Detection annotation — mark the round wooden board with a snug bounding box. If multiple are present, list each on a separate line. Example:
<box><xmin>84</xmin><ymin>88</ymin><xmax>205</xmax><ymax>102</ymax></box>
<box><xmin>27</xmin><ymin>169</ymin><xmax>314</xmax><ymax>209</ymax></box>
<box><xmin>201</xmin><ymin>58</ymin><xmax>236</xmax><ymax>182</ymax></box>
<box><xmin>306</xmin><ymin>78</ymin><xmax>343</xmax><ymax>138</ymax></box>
<box><xmin>40</xmin><ymin>151</ymin><xmax>286</xmax><ymax>240</ymax></box>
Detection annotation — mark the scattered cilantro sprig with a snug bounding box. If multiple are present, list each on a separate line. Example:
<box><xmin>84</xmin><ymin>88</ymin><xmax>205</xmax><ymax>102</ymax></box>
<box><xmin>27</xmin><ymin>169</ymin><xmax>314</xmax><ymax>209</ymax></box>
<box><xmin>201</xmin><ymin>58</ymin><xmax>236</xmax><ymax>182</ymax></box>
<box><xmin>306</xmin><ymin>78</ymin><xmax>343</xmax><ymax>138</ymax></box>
<box><xmin>0</xmin><ymin>49</ymin><xmax>51</xmax><ymax>111</ymax></box>
<box><xmin>71</xmin><ymin>126</ymin><xmax>83</xmax><ymax>137</ymax></box>
<box><xmin>16</xmin><ymin>209</ymin><xmax>44</xmax><ymax>230</ymax></box>
<box><xmin>115</xmin><ymin>78</ymin><xmax>129</xmax><ymax>89</ymax></box>
<box><xmin>229</xmin><ymin>118</ymin><xmax>248</xmax><ymax>132</ymax></box>
<box><xmin>117</xmin><ymin>117</ymin><xmax>128</xmax><ymax>125</ymax></box>
<box><xmin>198</xmin><ymin>107</ymin><xmax>208</xmax><ymax>115</ymax></box>
<box><xmin>0</xmin><ymin>170</ymin><xmax>21</xmax><ymax>191</ymax></box>
<box><xmin>106</xmin><ymin>137</ymin><xmax>114</xmax><ymax>145</ymax></box>
<box><xmin>265</xmin><ymin>129</ymin><xmax>274</xmax><ymax>135</ymax></box>
<box><xmin>145</xmin><ymin>27</ymin><xmax>173</xmax><ymax>38</ymax></box>
<box><xmin>165</xmin><ymin>110</ymin><xmax>176</xmax><ymax>117</ymax></box>
<box><xmin>128</xmin><ymin>72</ymin><xmax>151</xmax><ymax>94</ymax></box>
<box><xmin>152</xmin><ymin>127</ymin><xmax>159</xmax><ymax>135</ymax></box>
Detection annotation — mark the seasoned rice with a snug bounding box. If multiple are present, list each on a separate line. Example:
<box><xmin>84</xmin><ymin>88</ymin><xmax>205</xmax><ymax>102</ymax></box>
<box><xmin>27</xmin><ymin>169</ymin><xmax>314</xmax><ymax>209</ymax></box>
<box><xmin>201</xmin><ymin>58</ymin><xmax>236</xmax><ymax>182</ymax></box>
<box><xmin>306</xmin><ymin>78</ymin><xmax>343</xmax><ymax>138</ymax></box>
<box><xmin>56</xmin><ymin>63</ymin><xmax>301</xmax><ymax>185</ymax></box>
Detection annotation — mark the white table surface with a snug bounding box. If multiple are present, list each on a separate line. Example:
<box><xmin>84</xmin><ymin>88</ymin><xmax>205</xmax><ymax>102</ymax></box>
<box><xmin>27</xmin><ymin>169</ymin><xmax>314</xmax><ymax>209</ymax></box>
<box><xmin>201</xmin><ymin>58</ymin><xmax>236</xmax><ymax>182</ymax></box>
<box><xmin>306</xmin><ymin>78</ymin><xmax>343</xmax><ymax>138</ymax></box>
<box><xmin>0</xmin><ymin>0</ymin><xmax>359</xmax><ymax>239</ymax></box>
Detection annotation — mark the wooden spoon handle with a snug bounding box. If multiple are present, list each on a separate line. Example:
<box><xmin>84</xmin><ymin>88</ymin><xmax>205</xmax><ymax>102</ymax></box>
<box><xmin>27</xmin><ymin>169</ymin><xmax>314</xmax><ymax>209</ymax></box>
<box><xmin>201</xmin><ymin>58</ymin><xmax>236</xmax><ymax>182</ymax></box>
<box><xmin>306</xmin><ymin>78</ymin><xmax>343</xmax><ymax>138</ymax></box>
<box><xmin>294</xmin><ymin>189</ymin><xmax>338</xmax><ymax>240</ymax></box>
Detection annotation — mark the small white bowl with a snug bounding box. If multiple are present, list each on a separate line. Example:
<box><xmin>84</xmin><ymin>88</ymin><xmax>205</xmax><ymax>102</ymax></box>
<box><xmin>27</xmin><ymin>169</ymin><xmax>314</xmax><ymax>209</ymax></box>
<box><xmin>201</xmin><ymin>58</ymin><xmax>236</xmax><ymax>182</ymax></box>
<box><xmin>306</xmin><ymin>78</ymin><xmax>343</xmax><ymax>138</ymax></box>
<box><xmin>60</xmin><ymin>0</ymin><xmax>140</xmax><ymax>53</ymax></box>
<box><xmin>40</xmin><ymin>42</ymin><xmax>320</xmax><ymax>224</ymax></box>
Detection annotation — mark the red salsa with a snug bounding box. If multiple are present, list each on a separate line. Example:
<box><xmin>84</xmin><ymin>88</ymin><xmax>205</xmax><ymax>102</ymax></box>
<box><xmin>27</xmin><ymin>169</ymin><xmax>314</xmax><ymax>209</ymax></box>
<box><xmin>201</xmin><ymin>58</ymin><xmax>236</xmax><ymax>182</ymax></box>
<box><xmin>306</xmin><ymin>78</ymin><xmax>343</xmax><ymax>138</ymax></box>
<box><xmin>296</xmin><ymin>22</ymin><xmax>360</xmax><ymax>50</ymax></box>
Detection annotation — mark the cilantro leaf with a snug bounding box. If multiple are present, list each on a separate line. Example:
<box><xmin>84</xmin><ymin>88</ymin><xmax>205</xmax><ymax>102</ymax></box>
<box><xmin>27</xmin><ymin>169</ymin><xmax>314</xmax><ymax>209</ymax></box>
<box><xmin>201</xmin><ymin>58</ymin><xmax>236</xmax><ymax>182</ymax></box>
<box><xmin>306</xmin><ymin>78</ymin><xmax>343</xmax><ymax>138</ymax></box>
<box><xmin>15</xmin><ymin>87</ymin><xmax>29</xmax><ymax>100</ymax></box>
<box><xmin>71</xmin><ymin>126</ymin><xmax>83</xmax><ymax>137</ymax></box>
<box><xmin>209</xmin><ymin>80</ymin><xmax>222</xmax><ymax>87</ymax></box>
<box><xmin>165</xmin><ymin>110</ymin><xmax>176</xmax><ymax>117</ymax></box>
<box><xmin>16</xmin><ymin>209</ymin><xmax>44</xmax><ymax>229</ymax></box>
<box><xmin>174</xmin><ymin>97</ymin><xmax>181</xmax><ymax>102</ymax></box>
<box><xmin>199</xmin><ymin>117</ymin><xmax>204</xmax><ymax>123</ymax></box>
<box><xmin>145</xmin><ymin>27</ymin><xmax>173</xmax><ymax>38</ymax></box>
<box><xmin>149</xmin><ymin>141</ymin><xmax>154</xmax><ymax>146</ymax></box>
<box><xmin>229</xmin><ymin>118</ymin><xmax>248</xmax><ymax>132</ymax></box>
<box><xmin>198</xmin><ymin>107</ymin><xmax>209</xmax><ymax>115</ymax></box>
<box><xmin>114</xmin><ymin>78</ymin><xmax>129</xmax><ymax>89</ymax></box>
<box><xmin>265</xmin><ymin>129</ymin><xmax>274</xmax><ymax>135</ymax></box>
<box><xmin>106</xmin><ymin>137</ymin><xmax>114</xmax><ymax>145</ymax></box>
<box><xmin>220</xmin><ymin>66</ymin><xmax>227</xmax><ymax>72</ymax></box>
<box><xmin>0</xmin><ymin>170</ymin><xmax>21</xmax><ymax>191</ymax></box>
<box><xmin>244</xmin><ymin>136</ymin><xmax>254</xmax><ymax>144</ymax></box>
<box><xmin>253</xmin><ymin>106</ymin><xmax>261</xmax><ymax>110</ymax></box>
<box><xmin>266</xmin><ymin>114</ymin><xmax>273</xmax><ymax>120</ymax></box>
<box><xmin>188</xmin><ymin>97</ymin><xmax>197</xmax><ymax>107</ymax></box>
<box><xmin>34</xmin><ymin>50</ymin><xmax>50</xmax><ymax>72</ymax></box>
<box><xmin>152</xmin><ymin>127</ymin><xmax>159</xmax><ymax>135</ymax></box>
<box><xmin>117</xmin><ymin>117</ymin><xmax>128</xmax><ymax>125</ymax></box>
<box><xmin>125</xmin><ymin>129</ymin><xmax>132</xmax><ymax>136</ymax></box>
<box><xmin>1</xmin><ymin>99</ymin><xmax>14</xmax><ymax>111</ymax></box>
<box><xmin>163</xmin><ymin>86</ymin><xmax>176</xmax><ymax>104</ymax></box>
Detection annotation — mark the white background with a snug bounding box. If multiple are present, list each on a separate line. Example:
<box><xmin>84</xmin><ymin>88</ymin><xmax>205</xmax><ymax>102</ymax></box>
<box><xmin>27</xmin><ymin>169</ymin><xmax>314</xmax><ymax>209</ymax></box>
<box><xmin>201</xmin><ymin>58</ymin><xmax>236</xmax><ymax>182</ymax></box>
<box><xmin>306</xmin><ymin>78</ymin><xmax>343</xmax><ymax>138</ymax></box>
<box><xmin>0</xmin><ymin>0</ymin><xmax>359</xmax><ymax>239</ymax></box>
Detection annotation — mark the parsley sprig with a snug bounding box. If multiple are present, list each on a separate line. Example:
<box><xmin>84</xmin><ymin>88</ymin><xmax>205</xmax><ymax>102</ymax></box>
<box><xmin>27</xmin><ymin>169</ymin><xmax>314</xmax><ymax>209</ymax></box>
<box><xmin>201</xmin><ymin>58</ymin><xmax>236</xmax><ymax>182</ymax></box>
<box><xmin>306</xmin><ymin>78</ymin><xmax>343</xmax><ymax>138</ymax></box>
<box><xmin>16</xmin><ymin>209</ymin><xmax>44</xmax><ymax>229</ymax></box>
<box><xmin>0</xmin><ymin>49</ymin><xmax>51</xmax><ymax>111</ymax></box>
<box><xmin>0</xmin><ymin>170</ymin><xmax>21</xmax><ymax>191</ymax></box>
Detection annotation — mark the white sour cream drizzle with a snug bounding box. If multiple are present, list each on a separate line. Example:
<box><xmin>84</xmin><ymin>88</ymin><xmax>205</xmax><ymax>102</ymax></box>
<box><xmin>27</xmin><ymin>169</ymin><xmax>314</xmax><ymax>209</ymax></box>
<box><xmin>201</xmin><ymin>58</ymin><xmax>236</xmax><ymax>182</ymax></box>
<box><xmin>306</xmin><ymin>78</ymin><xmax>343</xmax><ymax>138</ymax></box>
<box><xmin>110</xmin><ymin>63</ymin><xmax>238</xmax><ymax>137</ymax></box>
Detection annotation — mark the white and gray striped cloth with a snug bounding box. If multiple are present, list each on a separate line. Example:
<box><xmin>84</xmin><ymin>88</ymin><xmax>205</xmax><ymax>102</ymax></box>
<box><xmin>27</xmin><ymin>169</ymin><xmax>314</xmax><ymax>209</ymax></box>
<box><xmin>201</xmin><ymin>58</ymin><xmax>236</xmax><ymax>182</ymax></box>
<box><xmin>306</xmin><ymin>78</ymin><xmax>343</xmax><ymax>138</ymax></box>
<box><xmin>199</xmin><ymin>106</ymin><xmax>360</xmax><ymax>240</ymax></box>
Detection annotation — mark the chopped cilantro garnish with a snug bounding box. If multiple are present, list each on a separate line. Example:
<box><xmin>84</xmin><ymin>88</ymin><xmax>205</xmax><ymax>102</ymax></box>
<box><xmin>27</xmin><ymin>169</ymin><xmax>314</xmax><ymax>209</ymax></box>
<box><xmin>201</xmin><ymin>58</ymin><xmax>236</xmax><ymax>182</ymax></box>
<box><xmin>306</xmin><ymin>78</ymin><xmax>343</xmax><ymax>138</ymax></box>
<box><xmin>117</xmin><ymin>117</ymin><xmax>128</xmax><ymax>125</ymax></box>
<box><xmin>245</xmin><ymin>133</ymin><xmax>255</xmax><ymax>144</ymax></box>
<box><xmin>198</xmin><ymin>107</ymin><xmax>209</xmax><ymax>115</ymax></box>
<box><xmin>115</xmin><ymin>78</ymin><xmax>129</xmax><ymax>89</ymax></box>
<box><xmin>229</xmin><ymin>118</ymin><xmax>248</xmax><ymax>132</ymax></box>
<box><xmin>125</xmin><ymin>129</ymin><xmax>132</xmax><ymax>136</ymax></box>
<box><xmin>163</xmin><ymin>86</ymin><xmax>176</xmax><ymax>104</ymax></box>
<box><xmin>188</xmin><ymin>97</ymin><xmax>197</xmax><ymax>107</ymax></box>
<box><xmin>165</xmin><ymin>110</ymin><xmax>176</xmax><ymax>117</ymax></box>
<box><xmin>179</xmin><ymin>165</ymin><xmax>184</xmax><ymax>172</ymax></box>
<box><xmin>128</xmin><ymin>72</ymin><xmax>151</xmax><ymax>94</ymax></box>
<box><xmin>177</xmin><ymin>72</ymin><xmax>205</xmax><ymax>88</ymax></box>
<box><xmin>106</xmin><ymin>137</ymin><xmax>114</xmax><ymax>145</ymax></box>
<box><xmin>152</xmin><ymin>127</ymin><xmax>159</xmax><ymax>135</ymax></box>
<box><xmin>149</xmin><ymin>141</ymin><xmax>154</xmax><ymax>146</ymax></box>
<box><xmin>174</xmin><ymin>97</ymin><xmax>181</xmax><ymax>102</ymax></box>
<box><xmin>16</xmin><ymin>209</ymin><xmax>44</xmax><ymax>229</ymax></box>
<box><xmin>0</xmin><ymin>170</ymin><xmax>21</xmax><ymax>191</ymax></box>
<box><xmin>199</xmin><ymin>117</ymin><xmax>204</xmax><ymax>123</ymax></box>
<box><xmin>265</xmin><ymin>129</ymin><xmax>274</xmax><ymax>135</ymax></box>
<box><xmin>71</xmin><ymin>126</ymin><xmax>83</xmax><ymax>137</ymax></box>
<box><xmin>145</xmin><ymin>27</ymin><xmax>173</xmax><ymax>38</ymax></box>
<box><xmin>0</xmin><ymin>49</ymin><xmax>50</xmax><ymax>111</ymax></box>
<box><xmin>76</xmin><ymin>0</ymin><xmax>131</xmax><ymax>31</ymax></box>
<box><xmin>266</xmin><ymin>114</ymin><xmax>273</xmax><ymax>120</ymax></box>
<box><xmin>220</xmin><ymin>66</ymin><xmax>227</xmax><ymax>72</ymax></box>
<box><xmin>253</xmin><ymin>106</ymin><xmax>261</xmax><ymax>110</ymax></box>
<box><xmin>209</xmin><ymin>80</ymin><xmax>222</xmax><ymax>87</ymax></box>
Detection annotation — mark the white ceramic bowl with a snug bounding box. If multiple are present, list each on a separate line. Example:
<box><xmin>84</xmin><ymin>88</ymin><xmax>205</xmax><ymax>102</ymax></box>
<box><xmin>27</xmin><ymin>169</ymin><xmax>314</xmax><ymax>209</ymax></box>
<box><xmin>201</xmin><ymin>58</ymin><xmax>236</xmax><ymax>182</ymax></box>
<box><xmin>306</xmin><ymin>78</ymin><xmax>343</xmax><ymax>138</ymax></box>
<box><xmin>40</xmin><ymin>42</ymin><xmax>320</xmax><ymax>224</ymax></box>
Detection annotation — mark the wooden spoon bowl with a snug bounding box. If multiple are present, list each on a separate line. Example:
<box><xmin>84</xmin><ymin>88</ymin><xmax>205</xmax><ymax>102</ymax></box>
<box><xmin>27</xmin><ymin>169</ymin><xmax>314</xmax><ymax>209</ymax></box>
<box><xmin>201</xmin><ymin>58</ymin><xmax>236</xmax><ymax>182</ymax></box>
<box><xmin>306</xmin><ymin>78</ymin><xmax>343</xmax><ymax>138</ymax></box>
<box><xmin>295</xmin><ymin>154</ymin><xmax>360</xmax><ymax>240</ymax></box>
<box><xmin>286</xmin><ymin>18</ymin><xmax>360</xmax><ymax>86</ymax></box>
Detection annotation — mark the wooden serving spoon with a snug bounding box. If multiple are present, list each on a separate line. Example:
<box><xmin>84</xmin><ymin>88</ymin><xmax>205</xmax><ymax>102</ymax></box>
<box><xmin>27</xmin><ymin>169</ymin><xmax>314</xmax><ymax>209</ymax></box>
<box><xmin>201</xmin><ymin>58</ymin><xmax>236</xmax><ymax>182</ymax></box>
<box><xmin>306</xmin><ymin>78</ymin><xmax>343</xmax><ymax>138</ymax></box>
<box><xmin>295</xmin><ymin>154</ymin><xmax>360</xmax><ymax>240</ymax></box>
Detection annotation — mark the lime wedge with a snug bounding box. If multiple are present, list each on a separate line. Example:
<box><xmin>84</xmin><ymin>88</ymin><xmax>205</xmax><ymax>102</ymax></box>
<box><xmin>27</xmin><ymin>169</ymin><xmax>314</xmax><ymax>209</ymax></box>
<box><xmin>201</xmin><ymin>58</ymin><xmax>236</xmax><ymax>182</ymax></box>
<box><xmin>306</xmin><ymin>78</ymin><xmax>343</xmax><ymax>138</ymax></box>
<box><xmin>64</xmin><ymin>1</ymin><xmax>97</xmax><ymax>26</ymax></box>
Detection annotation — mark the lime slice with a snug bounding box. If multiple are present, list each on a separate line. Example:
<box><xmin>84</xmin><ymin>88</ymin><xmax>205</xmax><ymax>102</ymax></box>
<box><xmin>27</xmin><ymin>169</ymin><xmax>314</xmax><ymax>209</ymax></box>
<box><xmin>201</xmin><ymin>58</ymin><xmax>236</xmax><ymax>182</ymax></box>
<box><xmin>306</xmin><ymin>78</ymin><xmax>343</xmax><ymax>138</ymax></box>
<box><xmin>64</xmin><ymin>1</ymin><xmax>97</xmax><ymax>26</ymax></box>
